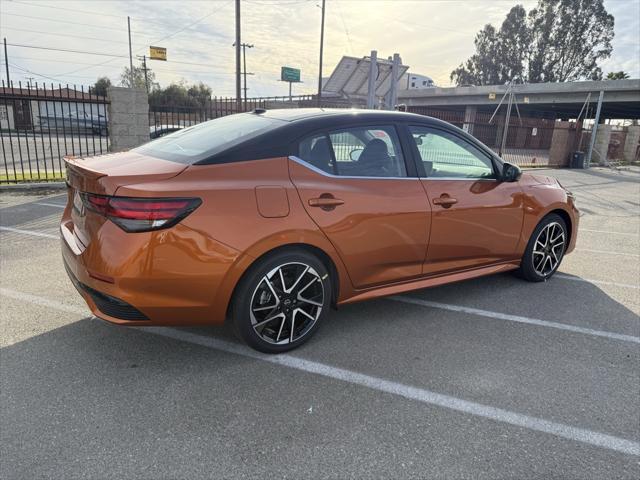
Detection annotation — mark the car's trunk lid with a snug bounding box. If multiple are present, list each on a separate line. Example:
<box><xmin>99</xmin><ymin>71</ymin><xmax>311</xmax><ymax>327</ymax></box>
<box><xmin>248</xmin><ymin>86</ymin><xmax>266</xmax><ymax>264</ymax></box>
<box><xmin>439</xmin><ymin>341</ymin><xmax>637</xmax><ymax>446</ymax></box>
<box><xmin>65</xmin><ymin>151</ymin><xmax>188</xmax><ymax>195</ymax></box>
<box><xmin>63</xmin><ymin>151</ymin><xmax>188</xmax><ymax>250</ymax></box>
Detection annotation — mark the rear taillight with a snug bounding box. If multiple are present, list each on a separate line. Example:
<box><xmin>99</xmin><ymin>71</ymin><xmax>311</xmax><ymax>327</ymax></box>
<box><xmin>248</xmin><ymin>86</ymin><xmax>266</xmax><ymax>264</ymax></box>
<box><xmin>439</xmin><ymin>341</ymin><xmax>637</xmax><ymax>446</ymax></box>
<box><xmin>81</xmin><ymin>193</ymin><xmax>201</xmax><ymax>232</ymax></box>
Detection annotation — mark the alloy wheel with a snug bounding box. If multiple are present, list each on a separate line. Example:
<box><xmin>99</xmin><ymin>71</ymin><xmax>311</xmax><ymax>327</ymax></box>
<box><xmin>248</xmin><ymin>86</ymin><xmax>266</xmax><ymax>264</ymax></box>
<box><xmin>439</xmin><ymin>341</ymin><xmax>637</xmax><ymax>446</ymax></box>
<box><xmin>249</xmin><ymin>262</ymin><xmax>325</xmax><ymax>345</ymax></box>
<box><xmin>532</xmin><ymin>221</ymin><xmax>565</xmax><ymax>276</ymax></box>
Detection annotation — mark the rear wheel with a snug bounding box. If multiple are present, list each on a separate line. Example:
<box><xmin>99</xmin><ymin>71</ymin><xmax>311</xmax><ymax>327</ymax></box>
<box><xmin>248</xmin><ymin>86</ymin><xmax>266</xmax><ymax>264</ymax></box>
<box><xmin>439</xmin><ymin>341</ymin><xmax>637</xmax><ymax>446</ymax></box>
<box><xmin>231</xmin><ymin>249</ymin><xmax>331</xmax><ymax>353</ymax></box>
<box><xmin>518</xmin><ymin>214</ymin><xmax>568</xmax><ymax>282</ymax></box>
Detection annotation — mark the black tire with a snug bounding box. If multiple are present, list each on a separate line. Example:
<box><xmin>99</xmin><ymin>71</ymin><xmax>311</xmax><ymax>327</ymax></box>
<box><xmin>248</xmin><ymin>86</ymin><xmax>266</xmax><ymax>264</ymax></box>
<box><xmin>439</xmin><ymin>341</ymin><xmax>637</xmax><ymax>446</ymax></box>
<box><xmin>231</xmin><ymin>249</ymin><xmax>331</xmax><ymax>353</ymax></box>
<box><xmin>517</xmin><ymin>213</ymin><xmax>568</xmax><ymax>282</ymax></box>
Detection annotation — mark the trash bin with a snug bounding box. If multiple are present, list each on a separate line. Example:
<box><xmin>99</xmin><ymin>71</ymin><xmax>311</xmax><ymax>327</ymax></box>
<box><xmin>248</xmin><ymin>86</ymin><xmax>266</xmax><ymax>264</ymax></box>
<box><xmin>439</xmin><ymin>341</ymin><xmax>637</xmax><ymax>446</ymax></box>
<box><xmin>570</xmin><ymin>151</ymin><xmax>587</xmax><ymax>169</ymax></box>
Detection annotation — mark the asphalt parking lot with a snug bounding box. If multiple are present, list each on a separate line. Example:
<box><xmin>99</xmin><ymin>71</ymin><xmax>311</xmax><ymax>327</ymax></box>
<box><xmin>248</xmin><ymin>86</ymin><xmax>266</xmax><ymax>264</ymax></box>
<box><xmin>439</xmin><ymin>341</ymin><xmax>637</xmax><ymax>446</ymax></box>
<box><xmin>1</xmin><ymin>167</ymin><xmax>639</xmax><ymax>479</ymax></box>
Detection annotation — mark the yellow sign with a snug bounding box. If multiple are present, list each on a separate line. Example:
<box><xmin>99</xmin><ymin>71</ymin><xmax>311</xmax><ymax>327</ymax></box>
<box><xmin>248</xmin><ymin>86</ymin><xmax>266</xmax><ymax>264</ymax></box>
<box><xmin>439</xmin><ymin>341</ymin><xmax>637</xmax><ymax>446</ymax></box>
<box><xmin>488</xmin><ymin>92</ymin><xmax>496</xmax><ymax>100</ymax></box>
<box><xmin>149</xmin><ymin>46</ymin><xmax>167</xmax><ymax>61</ymax></box>
<box><xmin>524</xmin><ymin>96</ymin><xmax>530</xmax><ymax>104</ymax></box>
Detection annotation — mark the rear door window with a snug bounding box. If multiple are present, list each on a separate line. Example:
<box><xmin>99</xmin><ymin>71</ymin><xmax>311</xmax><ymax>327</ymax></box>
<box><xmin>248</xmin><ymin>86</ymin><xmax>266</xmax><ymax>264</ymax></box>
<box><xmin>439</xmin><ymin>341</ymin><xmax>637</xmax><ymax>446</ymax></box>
<box><xmin>297</xmin><ymin>125</ymin><xmax>407</xmax><ymax>178</ymax></box>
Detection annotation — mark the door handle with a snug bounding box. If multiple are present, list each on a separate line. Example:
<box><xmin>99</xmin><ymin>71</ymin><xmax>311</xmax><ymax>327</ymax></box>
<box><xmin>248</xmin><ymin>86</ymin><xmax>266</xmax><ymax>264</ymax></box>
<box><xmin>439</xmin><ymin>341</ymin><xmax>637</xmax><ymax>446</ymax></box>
<box><xmin>433</xmin><ymin>195</ymin><xmax>458</xmax><ymax>208</ymax></box>
<box><xmin>308</xmin><ymin>195</ymin><xmax>344</xmax><ymax>210</ymax></box>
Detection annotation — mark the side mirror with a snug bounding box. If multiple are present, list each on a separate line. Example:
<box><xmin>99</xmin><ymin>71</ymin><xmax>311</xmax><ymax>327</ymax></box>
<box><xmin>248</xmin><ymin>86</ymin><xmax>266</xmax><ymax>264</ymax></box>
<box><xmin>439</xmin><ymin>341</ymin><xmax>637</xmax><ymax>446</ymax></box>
<box><xmin>502</xmin><ymin>162</ymin><xmax>522</xmax><ymax>182</ymax></box>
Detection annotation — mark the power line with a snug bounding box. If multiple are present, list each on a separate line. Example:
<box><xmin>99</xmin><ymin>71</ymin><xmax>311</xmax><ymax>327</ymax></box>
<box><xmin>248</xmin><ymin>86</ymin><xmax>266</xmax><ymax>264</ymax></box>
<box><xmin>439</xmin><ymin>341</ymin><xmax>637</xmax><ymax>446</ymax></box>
<box><xmin>2</xmin><ymin>27</ymin><xmax>131</xmax><ymax>45</ymax></box>
<box><xmin>3</xmin><ymin>55</ymin><xmax>236</xmax><ymax>75</ymax></box>
<box><xmin>6</xmin><ymin>43</ymin><xmax>128</xmax><ymax>59</ymax></box>
<box><xmin>8</xmin><ymin>62</ymin><xmax>65</xmax><ymax>83</ymax></box>
<box><xmin>8</xmin><ymin>0</ymin><xmax>187</xmax><ymax>25</ymax></box>
<box><xmin>8</xmin><ymin>0</ymin><xmax>129</xmax><ymax>20</ymax></box>
<box><xmin>2</xmin><ymin>13</ymin><xmax>154</xmax><ymax>36</ymax></box>
<box><xmin>4</xmin><ymin>43</ymin><xmax>235</xmax><ymax>70</ymax></box>
<box><xmin>58</xmin><ymin>0</ymin><xmax>234</xmax><ymax>77</ymax></box>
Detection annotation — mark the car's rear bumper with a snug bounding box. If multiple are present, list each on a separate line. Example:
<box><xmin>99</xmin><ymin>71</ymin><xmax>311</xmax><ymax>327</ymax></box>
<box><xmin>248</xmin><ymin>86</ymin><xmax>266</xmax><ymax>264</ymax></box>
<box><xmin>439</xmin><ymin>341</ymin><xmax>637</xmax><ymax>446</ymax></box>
<box><xmin>61</xmin><ymin>214</ymin><xmax>244</xmax><ymax>327</ymax></box>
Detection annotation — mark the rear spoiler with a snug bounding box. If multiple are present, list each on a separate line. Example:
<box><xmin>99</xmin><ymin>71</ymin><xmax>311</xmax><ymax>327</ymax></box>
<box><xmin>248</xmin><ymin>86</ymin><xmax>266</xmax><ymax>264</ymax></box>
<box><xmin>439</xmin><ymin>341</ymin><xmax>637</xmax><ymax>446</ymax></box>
<box><xmin>64</xmin><ymin>155</ymin><xmax>106</xmax><ymax>191</ymax></box>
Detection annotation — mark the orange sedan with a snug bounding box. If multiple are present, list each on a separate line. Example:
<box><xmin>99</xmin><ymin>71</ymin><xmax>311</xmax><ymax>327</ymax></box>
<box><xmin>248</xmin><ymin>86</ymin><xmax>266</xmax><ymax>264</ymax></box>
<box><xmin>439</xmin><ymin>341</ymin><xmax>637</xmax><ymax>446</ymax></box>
<box><xmin>62</xmin><ymin>109</ymin><xmax>578</xmax><ymax>352</ymax></box>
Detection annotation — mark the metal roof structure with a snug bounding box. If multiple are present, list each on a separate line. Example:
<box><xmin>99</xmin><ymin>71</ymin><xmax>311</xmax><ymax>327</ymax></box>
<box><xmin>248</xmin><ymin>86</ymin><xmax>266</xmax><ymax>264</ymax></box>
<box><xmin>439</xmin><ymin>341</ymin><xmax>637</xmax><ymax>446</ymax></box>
<box><xmin>323</xmin><ymin>55</ymin><xmax>409</xmax><ymax>100</ymax></box>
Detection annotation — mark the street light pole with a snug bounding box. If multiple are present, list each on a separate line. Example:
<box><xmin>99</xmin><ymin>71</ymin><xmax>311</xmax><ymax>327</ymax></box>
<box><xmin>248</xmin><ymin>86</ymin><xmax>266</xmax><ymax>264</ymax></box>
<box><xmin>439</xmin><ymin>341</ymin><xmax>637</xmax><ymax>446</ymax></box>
<box><xmin>127</xmin><ymin>17</ymin><xmax>134</xmax><ymax>88</ymax></box>
<box><xmin>235</xmin><ymin>0</ymin><xmax>242</xmax><ymax>110</ymax></box>
<box><xmin>317</xmin><ymin>0</ymin><xmax>325</xmax><ymax>107</ymax></box>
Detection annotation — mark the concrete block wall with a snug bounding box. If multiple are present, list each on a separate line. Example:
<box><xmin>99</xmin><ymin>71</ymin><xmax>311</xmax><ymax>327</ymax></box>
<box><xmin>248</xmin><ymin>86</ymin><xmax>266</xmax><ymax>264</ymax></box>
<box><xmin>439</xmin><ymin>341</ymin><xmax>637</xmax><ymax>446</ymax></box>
<box><xmin>107</xmin><ymin>87</ymin><xmax>149</xmax><ymax>151</ymax></box>
<box><xmin>623</xmin><ymin>126</ymin><xmax>640</xmax><ymax>162</ymax></box>
<box><xmin>591</xmin><ymin>124</ymin><xmax>612</xmax><ymax>165</ymax></box>
<box><xmin>548</xmin><ymin>121</ymin><xmax>572</xmax><ymax>167</ymax></box>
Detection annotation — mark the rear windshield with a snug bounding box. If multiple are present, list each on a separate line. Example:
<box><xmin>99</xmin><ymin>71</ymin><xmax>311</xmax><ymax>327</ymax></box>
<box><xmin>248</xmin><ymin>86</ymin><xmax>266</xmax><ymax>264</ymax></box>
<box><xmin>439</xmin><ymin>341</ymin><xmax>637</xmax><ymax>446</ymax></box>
<box><xmin>134</xmin><ymin>113</ymin><xmax>285</xmax><ymax>164</ymax></box>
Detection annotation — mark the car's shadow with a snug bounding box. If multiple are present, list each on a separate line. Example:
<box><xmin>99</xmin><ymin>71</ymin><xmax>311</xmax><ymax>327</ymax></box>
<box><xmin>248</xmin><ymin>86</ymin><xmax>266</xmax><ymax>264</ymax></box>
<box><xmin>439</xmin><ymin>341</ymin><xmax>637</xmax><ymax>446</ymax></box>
<box><xmin>2</xmin><ymin>270</ymin><xmax>639</xmax><ymax>478</ymax></box>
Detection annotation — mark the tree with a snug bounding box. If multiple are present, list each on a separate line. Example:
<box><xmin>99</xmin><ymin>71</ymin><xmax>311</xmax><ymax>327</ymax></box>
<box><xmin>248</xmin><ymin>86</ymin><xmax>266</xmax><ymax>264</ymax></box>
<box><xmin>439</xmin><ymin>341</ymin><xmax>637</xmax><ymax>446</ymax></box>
<box><xmin>450</xmin><ymin>24</ymin><xmax>502</xmax><ymax>86</ymax></box>
<box><xmin>451</xmin><ymin>0</ymin><xmax>614</xmax><ymax>85</ymax></box>
<box><xmin>148</xmin><ymin>81</ymin><xmax>212</xmax><ymax>108</ymax></box>
<box><xmin>92</xmin><ymin>76</ymin><xmax>111</xmax><ymax>97</ymax></box>
<box><xmin>606</xmin><ymin>71</ymin><xmax>630</xmax><ymax>80</ymax></box>
<box><xmin>528</xmin><ymin>0</ymin><xmax>613</xmax><ymax>82</ymax></box>
<box><xmin>120</xmin><ymin>65</ymin><xmax>156</xmax><ymax>90</ymax></box>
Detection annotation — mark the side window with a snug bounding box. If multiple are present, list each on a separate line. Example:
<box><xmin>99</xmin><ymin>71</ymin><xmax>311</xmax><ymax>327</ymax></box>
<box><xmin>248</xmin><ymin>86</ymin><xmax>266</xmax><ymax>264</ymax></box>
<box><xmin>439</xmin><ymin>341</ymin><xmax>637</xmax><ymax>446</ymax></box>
<box><xmin>409</xmin><ymin>126</ymin><xmax>495</xmax><ymax>179</ymax></box>
<box><xmin>298</xmin><ymin>134</ymin><xmax>335</xmax><ymax>174</ymax></box>
<box><xmin>329</xmin><ymin>125</ymin><xmax>406</xmax><ymax>178</ymax></box>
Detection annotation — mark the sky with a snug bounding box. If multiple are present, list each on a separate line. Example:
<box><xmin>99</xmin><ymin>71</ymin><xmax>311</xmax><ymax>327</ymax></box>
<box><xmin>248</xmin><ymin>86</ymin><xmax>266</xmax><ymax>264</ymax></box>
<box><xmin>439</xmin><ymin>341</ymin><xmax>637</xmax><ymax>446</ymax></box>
<box><xmin>0</xmin><ymin>0</ymin><xmax>638</xmax><ymax>97</ymax></box>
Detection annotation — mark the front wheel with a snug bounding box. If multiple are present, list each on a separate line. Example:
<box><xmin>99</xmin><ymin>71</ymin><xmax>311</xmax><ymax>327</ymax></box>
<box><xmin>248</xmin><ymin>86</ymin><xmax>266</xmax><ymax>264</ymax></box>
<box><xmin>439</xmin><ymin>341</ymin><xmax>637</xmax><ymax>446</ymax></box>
<box><xmin>518</xmin><ymin>214</ymin><xmax>568</xmax><ymax>282</ymax></box>
<box><xmin>231</xmin><ymin>249</ymin><xmax>331</xmax><ymax>353</ymax></box>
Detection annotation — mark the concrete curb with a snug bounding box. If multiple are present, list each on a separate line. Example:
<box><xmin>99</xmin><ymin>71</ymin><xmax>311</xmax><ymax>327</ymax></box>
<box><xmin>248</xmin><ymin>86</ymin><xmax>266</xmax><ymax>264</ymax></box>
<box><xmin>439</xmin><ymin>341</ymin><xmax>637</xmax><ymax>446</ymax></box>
<box><xmin>0</xmin><ymin>182</ymin><xmax>66</xmax><ymax>192</ymax></box>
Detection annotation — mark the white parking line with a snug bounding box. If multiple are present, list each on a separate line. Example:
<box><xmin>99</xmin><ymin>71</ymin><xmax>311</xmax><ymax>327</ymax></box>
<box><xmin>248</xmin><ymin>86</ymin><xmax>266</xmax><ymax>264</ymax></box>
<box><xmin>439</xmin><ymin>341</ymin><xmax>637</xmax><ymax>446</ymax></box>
<box><xmin>581</xmin><ymin>228</ymin><xmax>638</xmax><ymax>237</ymax></box>
<box><xmin>147</xmin><ymin>328</ymin><xmax>640</xmax><ymax>457</ymax></box>
<box><xmin>1</xmin><ymin>287</ymin><xmax>638</xmax><ymax>457</ymax></box>
<box><xmin>390</xmin><ymin>296</ymin><xmax>640</xmax><ymax>344</ymax></box>
<box><xmin>0</xmin><ymin>226</ymin><xmax>58</xmax><ymax>239</ymax></box>
<box><xmin>0</xmin><ymin>288</ymin><xmax>86</xmax><ymax>315</ymax></box>
<box><xmin>556</xmin><ymin>273</ymin><xmax>639</xmax><ymax>290</ymax></box>
<box><xmin>35</xmin><ymin>202</ymin><xmax>65</xmax><ymax>209</ymax></box>
<box><xmin>577</xmin><ymin>248</ymin><xmax>639</xmax><ymax>258</ymax></box>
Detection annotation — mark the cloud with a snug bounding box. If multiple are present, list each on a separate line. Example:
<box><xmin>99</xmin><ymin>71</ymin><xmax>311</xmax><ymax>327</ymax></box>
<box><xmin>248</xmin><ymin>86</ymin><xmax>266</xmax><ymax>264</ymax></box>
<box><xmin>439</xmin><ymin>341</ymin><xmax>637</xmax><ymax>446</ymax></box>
<box><xmin>1</xmin><ymin>0</ymin><xmax>637</xmax><ymax>95</ymax></box>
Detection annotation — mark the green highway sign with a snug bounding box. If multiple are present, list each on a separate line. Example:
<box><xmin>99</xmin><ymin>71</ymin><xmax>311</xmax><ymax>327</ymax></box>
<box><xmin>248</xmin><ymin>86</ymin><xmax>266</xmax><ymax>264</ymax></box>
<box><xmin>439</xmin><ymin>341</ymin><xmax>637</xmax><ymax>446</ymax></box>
<box><xmin>281</xmin><ymin>66</ymin><xmax>301</xmax><ymax>83</ymax></box>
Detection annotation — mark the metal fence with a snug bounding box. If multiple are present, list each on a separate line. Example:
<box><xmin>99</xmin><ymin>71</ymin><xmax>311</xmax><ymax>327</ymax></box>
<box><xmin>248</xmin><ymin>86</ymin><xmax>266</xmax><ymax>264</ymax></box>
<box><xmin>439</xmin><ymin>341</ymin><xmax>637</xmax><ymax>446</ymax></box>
<box><xmin>2</xmin><ymin>82</ymin><xmax>635</xmax><ymax>184</ymax></box>
<box><xmin>148</xmin><ymin>95</ymin><xmax>353</xmax><ymax>136</ymax></box>
<box><xmin>406</xmin><ymin>107</ymin><xmax>579</xmax><ymax>168</ymax></box>
<box><xmin>0</xmin><ymin>81</ymin><xmax>109</xmax><ymax>183</ymax></box>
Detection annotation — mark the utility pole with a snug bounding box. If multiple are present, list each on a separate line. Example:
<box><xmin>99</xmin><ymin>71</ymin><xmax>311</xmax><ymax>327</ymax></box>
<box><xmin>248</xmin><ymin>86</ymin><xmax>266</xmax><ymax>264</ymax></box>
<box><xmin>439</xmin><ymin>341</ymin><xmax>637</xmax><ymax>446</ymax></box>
<box><xmin>234</xmin><ymin>43</ymin><xmax>254</xmax><ymax>107</ymax></box>
<box><xmin>317</xmin><ymin>0</ymin><xmax>326</xmax><ymax>107</ymax></box>
<box><xmin>127</xmin><ymin>17</ymin><xmax>134</xmax><ymax>87</ymax></box>
<box><xmin>3</xmin><ymin>38</ymin><xmax>9</xmax><ymax>85</ymax></box>
<box><xmin>234</xmin><ymin>0</ymin><xmax>242</xmax><ymax>110</ymax></box>
<box><xmin>26</xmin><ymin>76</ymin><xmax>35</xmax><ymax>88</ymax></box>
<box><xmin>137</xmin><ymin>55</ymin><xmax>149</xmax><ymax>93</ymax></box>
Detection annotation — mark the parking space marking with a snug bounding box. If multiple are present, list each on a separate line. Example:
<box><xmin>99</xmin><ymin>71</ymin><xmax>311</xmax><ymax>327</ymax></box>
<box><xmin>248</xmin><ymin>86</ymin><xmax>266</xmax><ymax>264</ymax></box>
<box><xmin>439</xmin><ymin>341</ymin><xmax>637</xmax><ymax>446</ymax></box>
<box><xmin>0</xmin><ymin>288</ymin><xmax>86</xmax><ymax>315</ymax></box>
<box><xmin>1</xmin><ymin>286</ymin><xmax>639</xmax><ymax>457</ymax></box>
<box><xmin>0</xmin><ymin>226</ymin><xmax>59</xmax><ymax>239</ymax></box>
<box><xmin>34</xmin><ymin>202</ymin><xmax>66</xmax><ymax>209</ymax></box>
<box><xmin>145</xmin><ymin>328</ymin><xmax>640</xmax><ymax>457</ymax></box>
<box><xmin>556</xmin><ymin>273</ymin><xmax>639</xmax><ymax>290</ymax></box>
<box><xmin>581</xmin><ymin>228</ymin><xmax>639</xmax><ymax>237</ymax></box>
<box><xmin>390</xmin><ymin>296</ymin><xmax>640</xmax><ymax>344</ymax></box>
<box><xmin>577</xmin><ymin>248</ymin><xmax>639</xmax><ymax>258</ymax></box>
